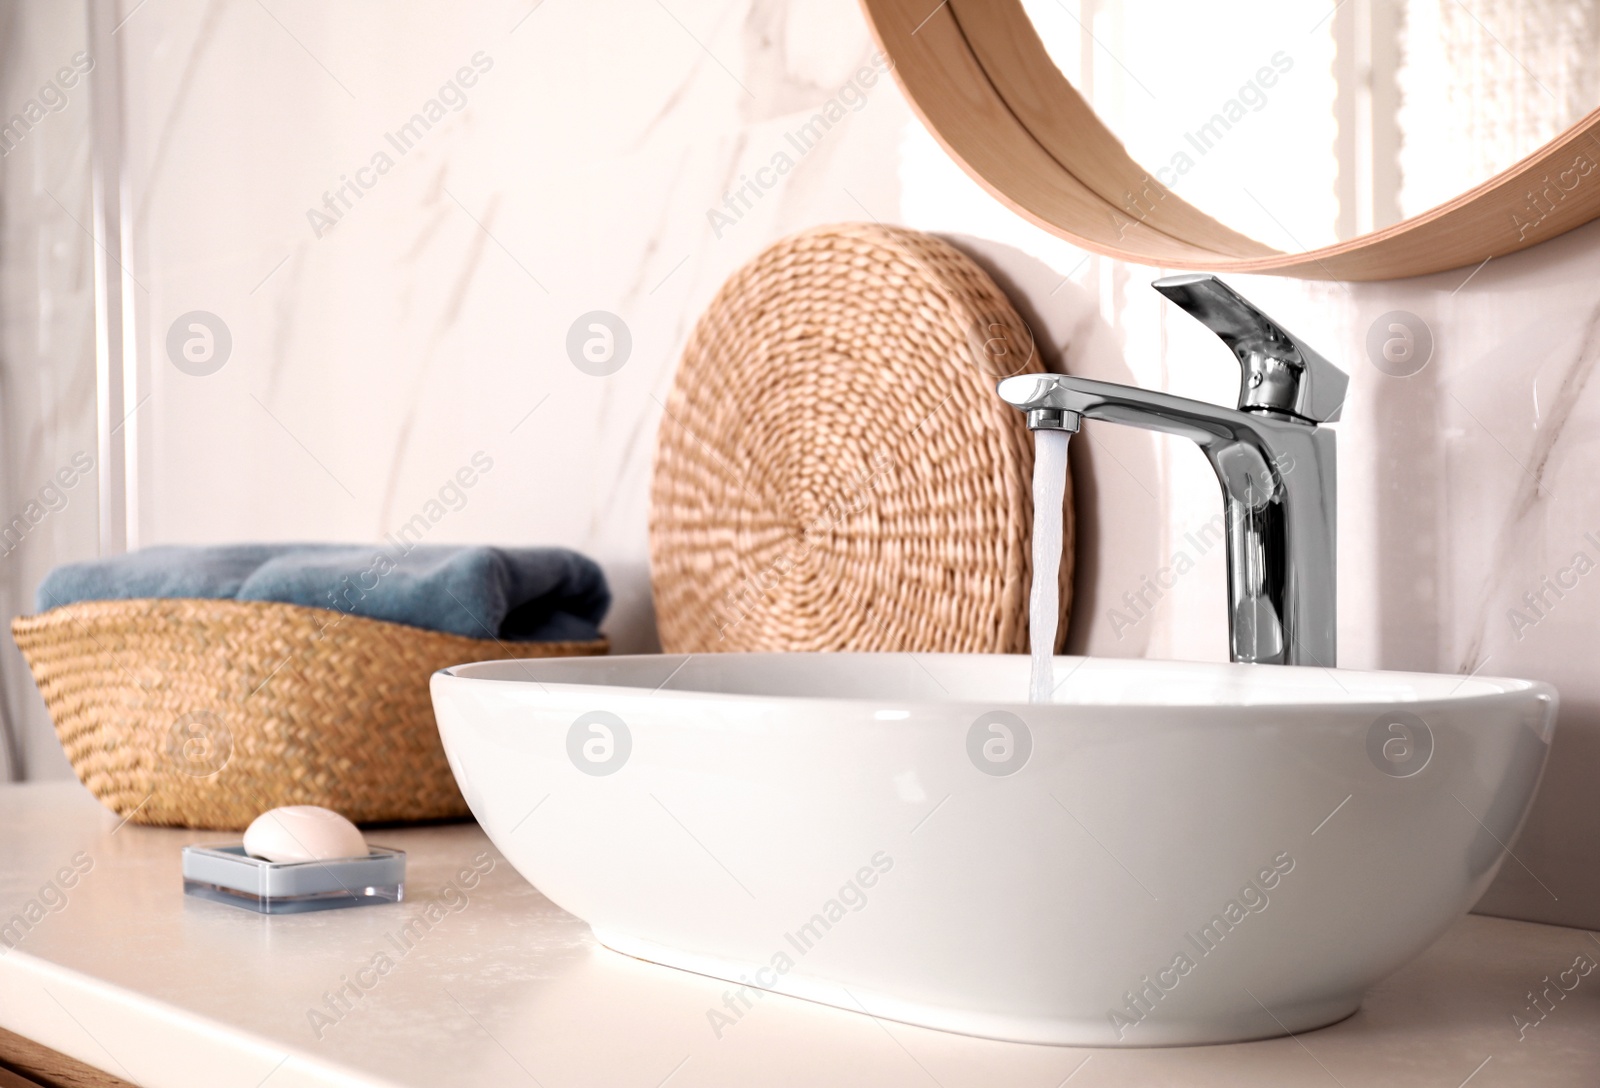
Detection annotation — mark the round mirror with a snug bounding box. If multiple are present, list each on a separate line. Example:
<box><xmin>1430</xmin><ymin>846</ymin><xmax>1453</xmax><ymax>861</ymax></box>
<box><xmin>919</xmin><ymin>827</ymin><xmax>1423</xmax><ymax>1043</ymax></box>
<box><xmin>861</xmin><ymin>0</ymin><xmax>1600</xmax><ymax>279</ymax></box>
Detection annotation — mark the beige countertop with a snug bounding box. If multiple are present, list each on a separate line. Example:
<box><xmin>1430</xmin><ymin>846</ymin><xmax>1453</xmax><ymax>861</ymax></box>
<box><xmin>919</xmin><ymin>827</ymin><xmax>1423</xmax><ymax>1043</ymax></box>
<box><xmin>0</xmin><ymin>781</ymin><xmax>1596</xmax><ymax>1087</ymax></box>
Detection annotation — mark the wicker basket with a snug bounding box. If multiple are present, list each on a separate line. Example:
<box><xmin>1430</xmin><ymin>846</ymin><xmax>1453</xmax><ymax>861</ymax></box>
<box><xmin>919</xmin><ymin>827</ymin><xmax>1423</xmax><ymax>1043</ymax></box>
<box><xmin>649</xmin><ymin>222</ymin><xmax>1073</xmax><ymax>654</ymax></box>
<box><xmin>12</xmin><ymin>598</ymin><xmax>607</xmax><ymax>829</ymax></box>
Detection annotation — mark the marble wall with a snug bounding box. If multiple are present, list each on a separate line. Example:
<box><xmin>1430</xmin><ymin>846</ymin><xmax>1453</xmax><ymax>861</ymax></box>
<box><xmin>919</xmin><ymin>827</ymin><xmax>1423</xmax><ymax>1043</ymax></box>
<box><xmin>6</xmin><ymin>0</ymin><xmax>1600</xmax><ymax>929</ymax></box>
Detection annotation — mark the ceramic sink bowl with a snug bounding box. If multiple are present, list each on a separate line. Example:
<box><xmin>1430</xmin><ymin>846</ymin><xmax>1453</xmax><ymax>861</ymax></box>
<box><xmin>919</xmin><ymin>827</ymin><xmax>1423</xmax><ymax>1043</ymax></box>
<box><xmin>430</xmin><ymin>653</ymin><xmax>1555</xmax><ymax>1046</ymax></box>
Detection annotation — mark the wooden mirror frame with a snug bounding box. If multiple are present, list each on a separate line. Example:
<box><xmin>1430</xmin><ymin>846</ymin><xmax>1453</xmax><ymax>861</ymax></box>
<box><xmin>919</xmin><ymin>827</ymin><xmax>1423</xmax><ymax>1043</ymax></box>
<box><xmin>859</xmin><ymin>0</ymin><xmax>1600</xmax><ymax>280</ymax></box>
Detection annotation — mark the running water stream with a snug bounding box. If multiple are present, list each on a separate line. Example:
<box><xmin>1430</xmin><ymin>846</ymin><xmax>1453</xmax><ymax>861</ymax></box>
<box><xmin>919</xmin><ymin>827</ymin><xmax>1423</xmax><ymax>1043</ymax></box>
<box><xmin>1028</xmin><ymin>429</ymin><xmax>1071</xmax><ymax>703</ymax></box>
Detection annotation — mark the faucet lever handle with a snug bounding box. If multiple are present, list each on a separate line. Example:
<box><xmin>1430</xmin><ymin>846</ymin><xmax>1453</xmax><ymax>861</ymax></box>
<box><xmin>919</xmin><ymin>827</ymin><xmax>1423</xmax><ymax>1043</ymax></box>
<box><xmin>1153</xmin><ymin>273</ymin><xmax>1348</xmax><ymax>424</ymax></box>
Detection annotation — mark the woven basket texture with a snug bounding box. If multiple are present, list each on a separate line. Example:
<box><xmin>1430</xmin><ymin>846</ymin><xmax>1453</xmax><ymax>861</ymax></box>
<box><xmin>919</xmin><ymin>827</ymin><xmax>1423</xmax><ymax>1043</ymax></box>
<box><xmin>650</xmin><ymin>222</ymin><xmax>1073</xmax><ymax>654</ymax></box>
<box><xmin>12</xmin><ymin>598</ymin><xmax>606</xmax><ymax>829</ymax></box>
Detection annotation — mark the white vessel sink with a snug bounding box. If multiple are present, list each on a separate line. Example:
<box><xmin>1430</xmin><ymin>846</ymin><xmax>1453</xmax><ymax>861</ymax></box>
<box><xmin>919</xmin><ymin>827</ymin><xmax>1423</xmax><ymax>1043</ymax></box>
<box><xmin>430</xmin><ymin>653</ymin><xmax>1555</xmax><ymax>1046</ymax></box>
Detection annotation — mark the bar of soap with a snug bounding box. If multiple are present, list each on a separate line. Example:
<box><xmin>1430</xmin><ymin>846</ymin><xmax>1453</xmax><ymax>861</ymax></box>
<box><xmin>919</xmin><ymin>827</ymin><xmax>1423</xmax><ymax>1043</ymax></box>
<box><xmin>242</xmin><ymin>805</ymin><xmax>367</xmax><ymax>863</ymax></box>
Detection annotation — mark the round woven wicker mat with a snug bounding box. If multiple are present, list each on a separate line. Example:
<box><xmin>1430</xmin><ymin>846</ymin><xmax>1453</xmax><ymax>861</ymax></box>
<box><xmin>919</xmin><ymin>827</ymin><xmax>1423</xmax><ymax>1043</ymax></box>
<box><xmin>649</xmin><ymin>222</ymin><xmax>1072</xmax><ymax>654</ymax></box>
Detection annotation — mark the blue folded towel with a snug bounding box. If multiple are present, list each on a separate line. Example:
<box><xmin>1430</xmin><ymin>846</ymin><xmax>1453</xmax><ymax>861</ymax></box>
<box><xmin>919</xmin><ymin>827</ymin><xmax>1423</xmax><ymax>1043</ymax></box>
<box><xmin>35</xmin><ymin>544</ymin><xmax>610</xmax><ymax>643</ymax></box>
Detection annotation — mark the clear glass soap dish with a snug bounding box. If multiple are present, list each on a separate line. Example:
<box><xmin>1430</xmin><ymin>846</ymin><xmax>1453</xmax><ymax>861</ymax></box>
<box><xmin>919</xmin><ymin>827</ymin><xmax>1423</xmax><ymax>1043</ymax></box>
<box><xmin>182</xmin><ymin>844</ymin><xmax>405</xmax><ymax>914</ymax></box>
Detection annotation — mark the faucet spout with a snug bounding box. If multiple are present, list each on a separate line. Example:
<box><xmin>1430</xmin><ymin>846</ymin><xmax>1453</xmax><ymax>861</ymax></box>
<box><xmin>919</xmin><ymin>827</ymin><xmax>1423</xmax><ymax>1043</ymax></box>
<box><xmin>997</xmin><ymin>278</ymin><xmax>1343</xmax><ymax>667</ymax></box>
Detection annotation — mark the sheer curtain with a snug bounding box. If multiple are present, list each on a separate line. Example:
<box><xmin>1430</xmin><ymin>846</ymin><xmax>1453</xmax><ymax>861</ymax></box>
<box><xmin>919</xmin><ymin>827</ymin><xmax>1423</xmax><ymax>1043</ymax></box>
<box><xmin>1398</xmin><ymin>0</ymin><xmax>1600</xmax><ymax>220</ymax></box>
<box><xmin>1019</xmin><ymin>0</ymin><xmax>1600</xmax><ymax>244</ymax></box>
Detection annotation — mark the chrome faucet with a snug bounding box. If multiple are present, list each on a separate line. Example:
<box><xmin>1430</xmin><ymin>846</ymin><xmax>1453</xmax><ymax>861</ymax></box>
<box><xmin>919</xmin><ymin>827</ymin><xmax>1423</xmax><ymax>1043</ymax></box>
<box><xmin>998</xmin><ymin>274</ymin><xmax>1346</xmax><ymax>667</ymax></box>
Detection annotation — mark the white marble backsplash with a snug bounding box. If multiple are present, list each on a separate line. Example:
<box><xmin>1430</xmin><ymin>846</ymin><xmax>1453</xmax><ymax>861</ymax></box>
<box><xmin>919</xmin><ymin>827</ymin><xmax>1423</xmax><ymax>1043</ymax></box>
<box><xmin>3</xmin><ymin>0</ymin><xmax>1599</xmax><ymax>929</ymax></box>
